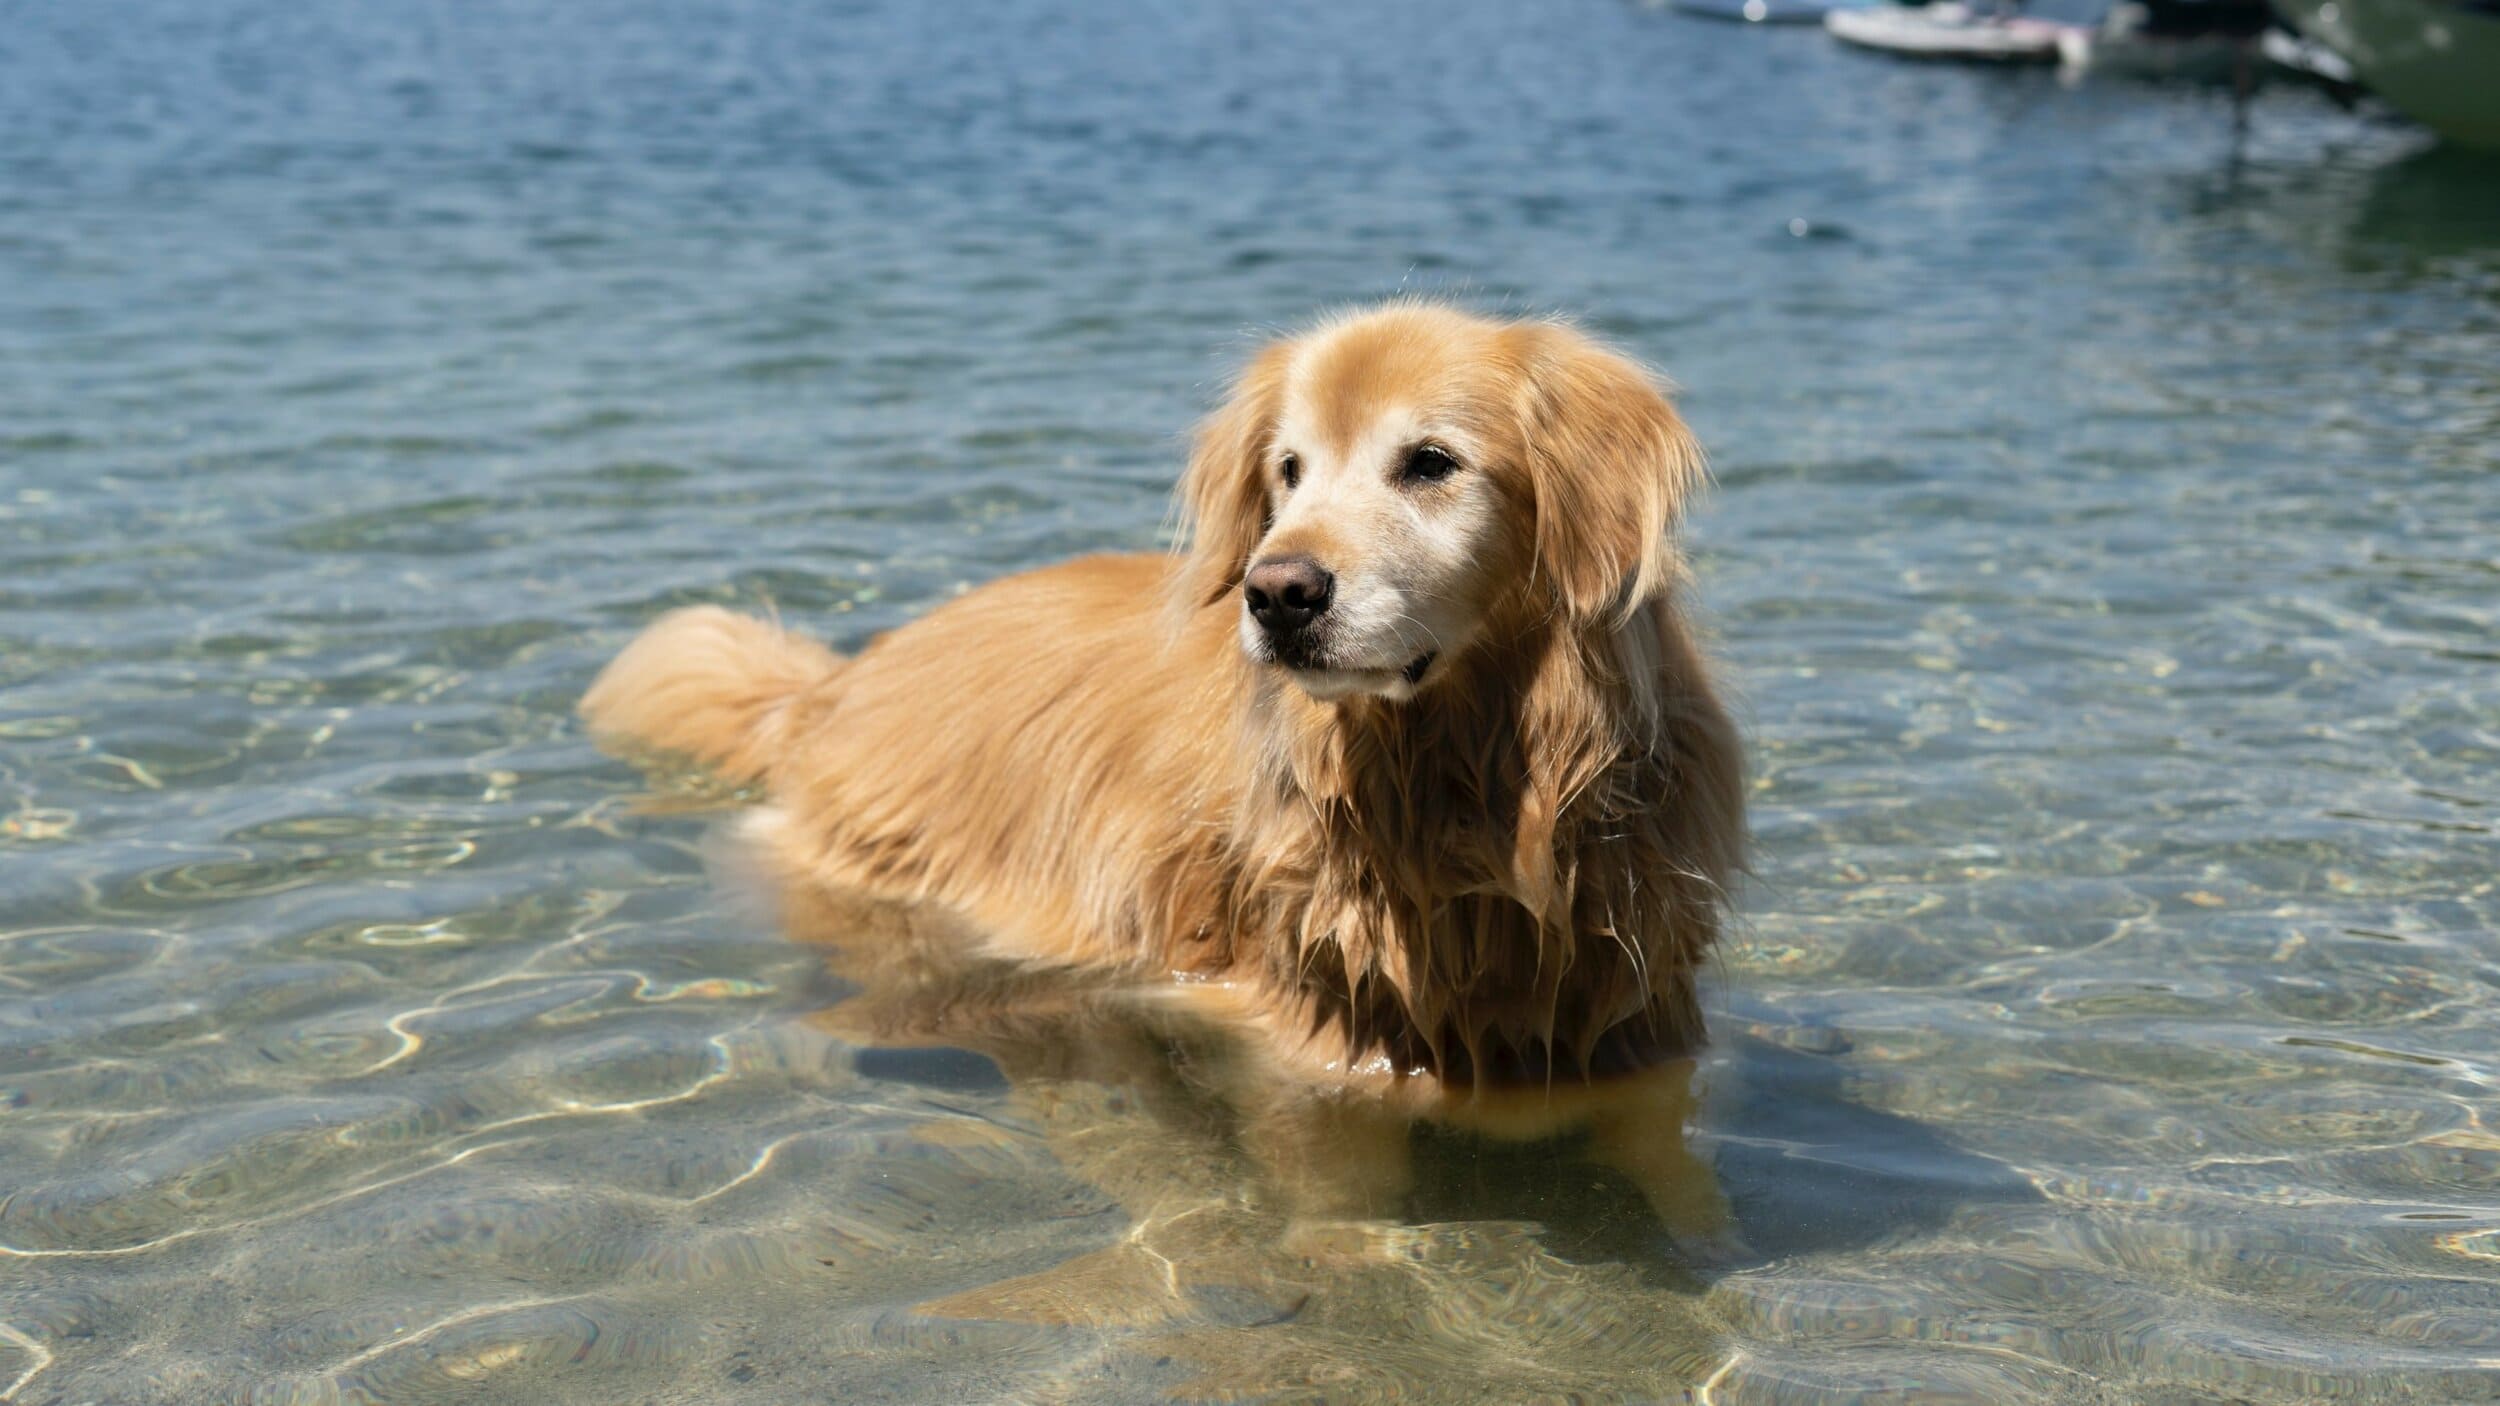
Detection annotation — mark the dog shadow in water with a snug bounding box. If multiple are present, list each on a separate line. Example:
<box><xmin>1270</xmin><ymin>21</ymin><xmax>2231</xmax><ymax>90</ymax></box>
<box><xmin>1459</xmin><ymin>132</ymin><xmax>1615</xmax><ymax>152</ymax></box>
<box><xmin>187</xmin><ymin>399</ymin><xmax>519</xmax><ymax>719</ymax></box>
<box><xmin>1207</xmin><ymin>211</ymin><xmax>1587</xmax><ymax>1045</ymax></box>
<box><xmin>771</xmin><ymin>880</ymin><xmax>2034</xmax><ymax>1385</ymax></box>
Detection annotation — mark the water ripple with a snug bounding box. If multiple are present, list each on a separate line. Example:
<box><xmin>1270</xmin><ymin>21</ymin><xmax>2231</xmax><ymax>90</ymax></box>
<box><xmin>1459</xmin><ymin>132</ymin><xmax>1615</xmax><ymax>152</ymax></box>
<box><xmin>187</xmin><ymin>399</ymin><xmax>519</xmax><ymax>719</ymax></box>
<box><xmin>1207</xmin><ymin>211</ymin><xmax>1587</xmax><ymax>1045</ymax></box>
<box><xmin>5</xmin><ymin>0</ymin><xmax>2498</xmax><ymax>1399</ymax></box>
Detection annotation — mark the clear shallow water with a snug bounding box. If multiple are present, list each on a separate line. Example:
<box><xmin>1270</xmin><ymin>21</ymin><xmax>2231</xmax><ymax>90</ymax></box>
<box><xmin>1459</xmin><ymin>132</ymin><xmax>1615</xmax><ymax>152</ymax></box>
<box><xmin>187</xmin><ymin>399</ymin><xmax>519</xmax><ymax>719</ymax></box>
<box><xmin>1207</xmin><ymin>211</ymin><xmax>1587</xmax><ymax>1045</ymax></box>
<box><xmin>4</xmin><ymin>0</ymin><xmax>2499</xmax><ymax>1399</ymax></box>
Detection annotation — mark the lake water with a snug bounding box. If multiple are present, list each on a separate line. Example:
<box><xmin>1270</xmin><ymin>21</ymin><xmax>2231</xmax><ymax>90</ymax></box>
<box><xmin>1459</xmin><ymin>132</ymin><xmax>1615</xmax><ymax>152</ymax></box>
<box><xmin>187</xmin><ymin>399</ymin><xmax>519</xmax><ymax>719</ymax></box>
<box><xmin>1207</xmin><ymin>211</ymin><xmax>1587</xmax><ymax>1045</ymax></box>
<box><xmin>6</xmin><ymin>1</ymin><xmax>2499</xmax><ymax>1401</ymax></box>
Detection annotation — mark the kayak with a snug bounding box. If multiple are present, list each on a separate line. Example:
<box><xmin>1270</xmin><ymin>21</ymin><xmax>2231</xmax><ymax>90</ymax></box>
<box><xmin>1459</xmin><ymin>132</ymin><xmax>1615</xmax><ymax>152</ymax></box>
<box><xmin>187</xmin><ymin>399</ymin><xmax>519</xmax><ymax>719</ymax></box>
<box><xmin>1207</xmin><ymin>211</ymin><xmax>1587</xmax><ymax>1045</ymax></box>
<box><xmin>1675</xmin><ymin>0</ymin><xmax>1874</xmax><ymax>24</ymax></box>
<box><xmin>1825</xmin><ymin>2</ymin><xmax>2078</xmax><ymax>60</ymax></box>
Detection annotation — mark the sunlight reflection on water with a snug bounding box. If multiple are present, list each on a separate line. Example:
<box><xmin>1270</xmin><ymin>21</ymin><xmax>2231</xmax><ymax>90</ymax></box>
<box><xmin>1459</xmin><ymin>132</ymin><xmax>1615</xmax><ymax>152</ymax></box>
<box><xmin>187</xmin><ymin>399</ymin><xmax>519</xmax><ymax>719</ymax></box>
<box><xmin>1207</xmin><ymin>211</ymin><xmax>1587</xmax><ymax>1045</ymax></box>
<box><xmin>3</xmin><ymin>0</ymin><xmax>2499</xmax><ymax>1399</ymax></box>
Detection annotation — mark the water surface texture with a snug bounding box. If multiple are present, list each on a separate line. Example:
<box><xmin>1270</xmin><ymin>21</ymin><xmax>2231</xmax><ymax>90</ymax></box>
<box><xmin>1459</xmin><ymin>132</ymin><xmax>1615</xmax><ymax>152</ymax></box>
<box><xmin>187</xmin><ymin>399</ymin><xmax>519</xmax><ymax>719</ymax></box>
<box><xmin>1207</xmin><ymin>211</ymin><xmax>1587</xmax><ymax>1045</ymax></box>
<box><xmin>6</xmin><ymin>1</ymin><xmax>2500</xmax><ymax>1401</ymax></box>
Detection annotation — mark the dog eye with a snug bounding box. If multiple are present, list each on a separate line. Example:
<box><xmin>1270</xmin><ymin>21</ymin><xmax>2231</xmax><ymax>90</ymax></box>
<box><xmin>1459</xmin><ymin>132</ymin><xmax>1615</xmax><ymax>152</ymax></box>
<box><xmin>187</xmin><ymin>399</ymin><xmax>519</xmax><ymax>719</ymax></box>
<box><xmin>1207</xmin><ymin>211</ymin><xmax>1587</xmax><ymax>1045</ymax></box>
<box><xmin>1399</xmin><ymin>445</ymin><xmax>1460</xmax><ymax>485</ymax></box>
<box><xmin>1279</xmin><ymin>453</ymin><xmax>1300</xmax><ymax>490</ymax></box>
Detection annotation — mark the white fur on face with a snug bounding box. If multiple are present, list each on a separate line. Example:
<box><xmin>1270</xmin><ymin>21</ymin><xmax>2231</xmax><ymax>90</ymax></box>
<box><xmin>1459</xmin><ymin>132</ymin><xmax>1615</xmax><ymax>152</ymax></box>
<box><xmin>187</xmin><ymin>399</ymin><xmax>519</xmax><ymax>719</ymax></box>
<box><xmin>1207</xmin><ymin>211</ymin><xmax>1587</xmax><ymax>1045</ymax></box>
<box><xmin>1239</xmin><ymin>400</ymin><xmax>1505</xmax><ymax>703</ymax></box>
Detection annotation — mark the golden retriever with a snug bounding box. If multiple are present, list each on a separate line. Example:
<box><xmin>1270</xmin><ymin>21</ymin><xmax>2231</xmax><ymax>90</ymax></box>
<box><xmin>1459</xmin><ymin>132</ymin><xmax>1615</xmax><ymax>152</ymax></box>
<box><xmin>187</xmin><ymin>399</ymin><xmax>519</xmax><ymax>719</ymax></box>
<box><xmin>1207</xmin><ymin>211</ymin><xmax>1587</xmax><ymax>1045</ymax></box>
<box><xmin>581</xmin><ymin>300</ymin><xmax>1745</xmax><ymax>1091</ymax></box>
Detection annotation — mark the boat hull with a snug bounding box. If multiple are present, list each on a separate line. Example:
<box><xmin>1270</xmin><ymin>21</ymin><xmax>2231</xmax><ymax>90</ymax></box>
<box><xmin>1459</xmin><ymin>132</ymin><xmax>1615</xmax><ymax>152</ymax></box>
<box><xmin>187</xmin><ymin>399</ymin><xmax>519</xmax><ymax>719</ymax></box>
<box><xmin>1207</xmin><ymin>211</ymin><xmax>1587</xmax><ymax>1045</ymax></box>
<box><xmin>2276</xmin><ymin>0</ymin><xmax>2500</xmax><ymax>146</ymax></box>
<box><xmin>1825</xmin><ymin>3</ymin><xmax>2073</xmax><ymax>60</ymax></box>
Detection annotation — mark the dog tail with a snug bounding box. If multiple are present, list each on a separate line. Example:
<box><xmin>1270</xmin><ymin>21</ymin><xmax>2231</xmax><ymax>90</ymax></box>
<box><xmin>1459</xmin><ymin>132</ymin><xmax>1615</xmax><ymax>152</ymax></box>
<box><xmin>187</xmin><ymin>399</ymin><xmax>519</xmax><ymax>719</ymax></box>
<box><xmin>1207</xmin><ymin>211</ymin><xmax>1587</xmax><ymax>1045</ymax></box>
<box><xmin>579</xmin><ymin>606</ymin><xmax>846</xmax><ymax>786</ymax></box>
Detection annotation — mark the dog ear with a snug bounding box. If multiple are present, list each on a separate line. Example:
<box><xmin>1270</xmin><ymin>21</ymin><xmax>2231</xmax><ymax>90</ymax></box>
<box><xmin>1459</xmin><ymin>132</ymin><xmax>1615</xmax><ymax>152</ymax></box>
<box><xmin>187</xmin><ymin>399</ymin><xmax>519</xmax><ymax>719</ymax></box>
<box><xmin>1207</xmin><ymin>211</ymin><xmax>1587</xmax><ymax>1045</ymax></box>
<box><xmin>1511</xmin><ymin>323</ymin><xmax>1707</xmax><ymax>624</ymax></box>
<box><xmin>1175</xmin><ymin>341</ymin><xmax>1293</xmax><ymax>612</ymax></box>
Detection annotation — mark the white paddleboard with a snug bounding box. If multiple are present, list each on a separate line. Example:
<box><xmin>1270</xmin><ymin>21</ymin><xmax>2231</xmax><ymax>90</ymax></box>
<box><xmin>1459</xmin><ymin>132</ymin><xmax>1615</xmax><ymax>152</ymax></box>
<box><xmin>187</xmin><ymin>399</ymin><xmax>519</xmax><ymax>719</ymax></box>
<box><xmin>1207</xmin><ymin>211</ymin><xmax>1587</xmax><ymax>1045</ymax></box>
<box><xmin>1675</xmin><ymin>0</ymin><xmax>1873</xmax><ymax>25</ymax></box>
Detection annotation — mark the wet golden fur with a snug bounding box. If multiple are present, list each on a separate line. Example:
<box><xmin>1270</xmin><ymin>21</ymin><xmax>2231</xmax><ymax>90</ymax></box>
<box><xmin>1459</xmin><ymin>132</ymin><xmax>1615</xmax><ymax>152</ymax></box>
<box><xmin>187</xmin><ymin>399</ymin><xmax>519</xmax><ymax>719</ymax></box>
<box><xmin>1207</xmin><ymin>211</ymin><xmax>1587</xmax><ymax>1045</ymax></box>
<box><xmin>778</xmin><ymin>879</ymin><xmax>1729</xmax><ymax>1245</ymax></box>
<box><xmin>581</xmin><ymin>302</ymin><xmax>1745</xmax><ymax>1087</ymax></box>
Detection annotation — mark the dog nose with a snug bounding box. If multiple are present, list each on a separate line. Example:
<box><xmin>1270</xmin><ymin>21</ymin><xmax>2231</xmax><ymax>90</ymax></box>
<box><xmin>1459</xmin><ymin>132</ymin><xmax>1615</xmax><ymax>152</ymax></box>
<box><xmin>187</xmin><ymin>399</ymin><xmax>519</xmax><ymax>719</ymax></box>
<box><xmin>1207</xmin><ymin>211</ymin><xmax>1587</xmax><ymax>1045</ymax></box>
<box><xmin>1242</xmin><ymin>556</ymin><xmax>1334</xmax><ymax>633</ymax></box>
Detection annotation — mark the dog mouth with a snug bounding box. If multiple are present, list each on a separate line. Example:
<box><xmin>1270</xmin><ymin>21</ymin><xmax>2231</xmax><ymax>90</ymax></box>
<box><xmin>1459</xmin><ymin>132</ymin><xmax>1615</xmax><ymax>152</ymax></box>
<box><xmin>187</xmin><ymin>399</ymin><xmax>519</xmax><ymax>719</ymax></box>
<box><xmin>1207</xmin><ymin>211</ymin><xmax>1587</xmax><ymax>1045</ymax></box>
<box><xmin>1271</xmin><ymin>645</ymin><xmax>1436</xmax><ymax>679</ymax></box>
<box><xmin>1267</xmin><ymin>649</ymin><xmax>1439</xmax><ymax>701</ymax></box>
<box><xmin>1246</xmin><ymin>611</ymin><xmax>1442</xmax><ymax>699</ymax></box>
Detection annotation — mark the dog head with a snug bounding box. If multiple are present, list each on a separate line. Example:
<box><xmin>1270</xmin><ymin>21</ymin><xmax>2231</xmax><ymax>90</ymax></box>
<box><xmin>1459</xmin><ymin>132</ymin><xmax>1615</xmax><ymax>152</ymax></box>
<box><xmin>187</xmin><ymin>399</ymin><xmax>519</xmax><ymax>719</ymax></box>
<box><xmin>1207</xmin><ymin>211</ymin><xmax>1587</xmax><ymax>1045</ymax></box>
<box><xmin>1177</xmin><ymin>303</ymin><xmax>1707</xmax><ymax>702</ymax></box>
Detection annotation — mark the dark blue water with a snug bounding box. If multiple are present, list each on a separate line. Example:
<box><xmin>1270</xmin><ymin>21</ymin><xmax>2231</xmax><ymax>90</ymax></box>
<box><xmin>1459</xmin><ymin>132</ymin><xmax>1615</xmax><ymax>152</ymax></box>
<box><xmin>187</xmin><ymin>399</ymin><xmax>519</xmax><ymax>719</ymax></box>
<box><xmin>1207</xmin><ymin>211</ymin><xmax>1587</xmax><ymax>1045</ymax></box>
<box><xmin>5</xmin><ymin>2</ymin><xmax>2499</xmax><ymax>1401</ymax></box>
